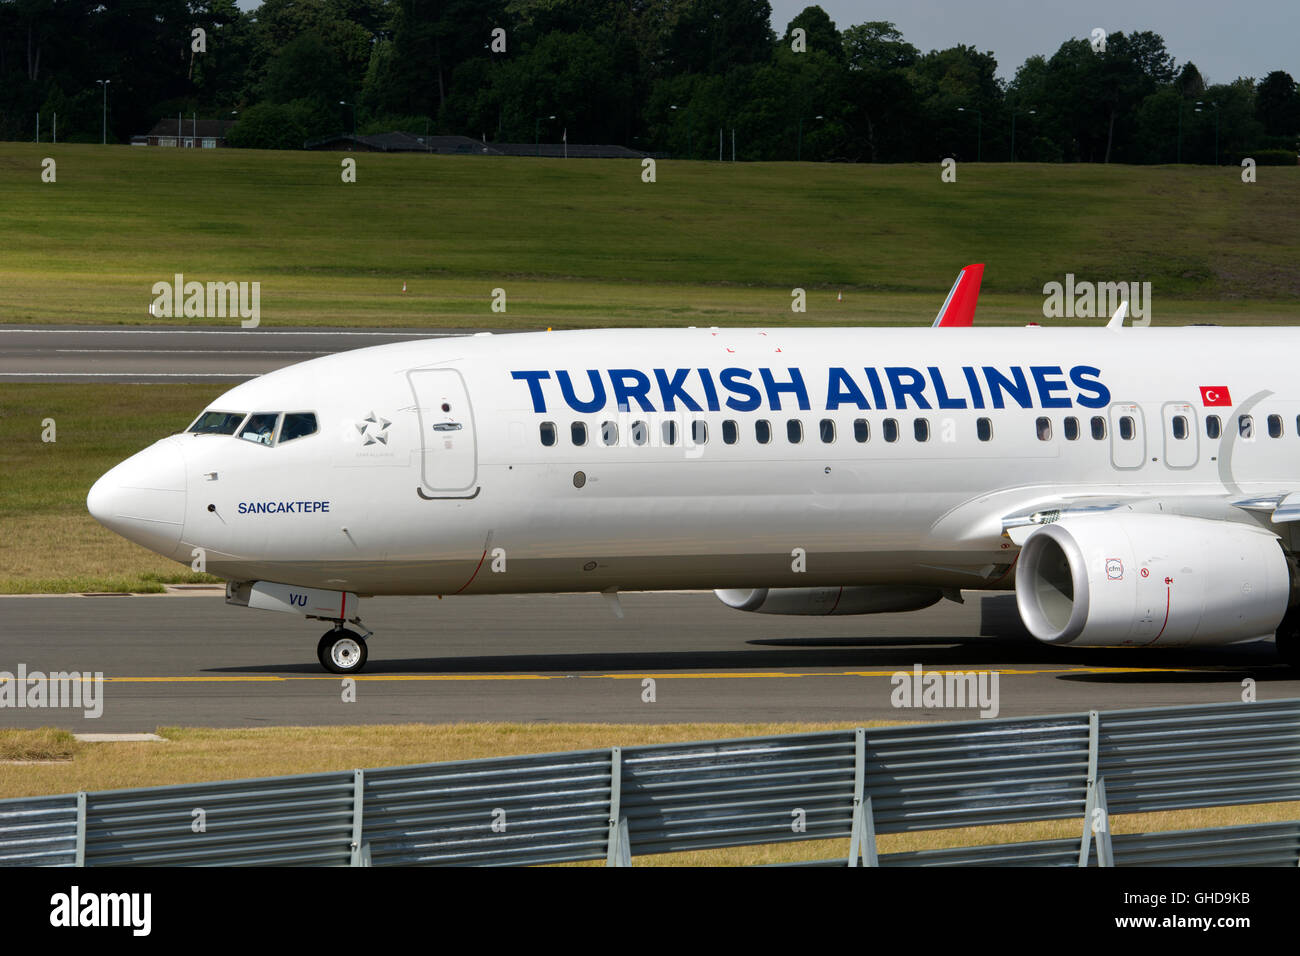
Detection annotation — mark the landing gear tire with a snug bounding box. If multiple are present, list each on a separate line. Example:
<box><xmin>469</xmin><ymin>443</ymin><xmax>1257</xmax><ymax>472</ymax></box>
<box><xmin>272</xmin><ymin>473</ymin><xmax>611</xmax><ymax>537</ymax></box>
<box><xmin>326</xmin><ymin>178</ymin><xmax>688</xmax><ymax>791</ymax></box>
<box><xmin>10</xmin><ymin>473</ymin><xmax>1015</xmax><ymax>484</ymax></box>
<box><xmin>318</xmin><ymin>629</ymin><xmax>368</xmax><ymax>674</ymax></box>
<box><xmin>1275</xmin><ymin>608</ymin><xmax>1300</xmax><ymax>668</ymax></box>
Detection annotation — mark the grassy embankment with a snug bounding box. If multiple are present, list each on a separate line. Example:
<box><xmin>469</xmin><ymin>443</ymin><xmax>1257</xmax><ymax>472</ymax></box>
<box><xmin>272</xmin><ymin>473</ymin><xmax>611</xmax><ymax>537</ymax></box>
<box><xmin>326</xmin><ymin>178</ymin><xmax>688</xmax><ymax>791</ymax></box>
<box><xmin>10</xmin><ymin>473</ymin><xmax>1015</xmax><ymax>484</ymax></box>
<box><xmin>0</xmin><ymin>142</ymin><xmax>1297</xmax><ymax>328</ymax></box>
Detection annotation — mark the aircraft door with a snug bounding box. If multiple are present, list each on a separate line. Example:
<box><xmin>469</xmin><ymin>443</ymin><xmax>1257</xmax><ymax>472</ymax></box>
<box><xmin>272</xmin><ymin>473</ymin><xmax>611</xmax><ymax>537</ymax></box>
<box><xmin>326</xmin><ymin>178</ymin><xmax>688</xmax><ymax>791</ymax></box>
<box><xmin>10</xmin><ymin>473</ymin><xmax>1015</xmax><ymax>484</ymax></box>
<box><xmin>408</xmin><ymin>369</ymin><xmax>479</xmax><ymax>497</ymax></box>
<box><xmin>1161</xmin><ymin>402</ymin><xmax>1198</xmax><ymax>469</ymax></box>
<box><xmin>1108</xmin><ymin>403</ymin><xmax>1146</xmax><ymax>470</ymax></box>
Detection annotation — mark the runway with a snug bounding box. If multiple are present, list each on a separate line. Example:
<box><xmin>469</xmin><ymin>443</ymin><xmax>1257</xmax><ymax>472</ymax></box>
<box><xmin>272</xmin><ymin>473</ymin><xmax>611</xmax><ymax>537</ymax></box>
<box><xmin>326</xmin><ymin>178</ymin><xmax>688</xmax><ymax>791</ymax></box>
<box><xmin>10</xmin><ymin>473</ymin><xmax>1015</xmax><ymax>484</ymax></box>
<box><xmin>0</xmin><ymin>326</ymin><xmax>500</xmax><ymax>382</ymax></box>
<box><xmin>0</xmin><ymin>590</ymin><xmax>1293</xmax><ymax>732</ymax></box>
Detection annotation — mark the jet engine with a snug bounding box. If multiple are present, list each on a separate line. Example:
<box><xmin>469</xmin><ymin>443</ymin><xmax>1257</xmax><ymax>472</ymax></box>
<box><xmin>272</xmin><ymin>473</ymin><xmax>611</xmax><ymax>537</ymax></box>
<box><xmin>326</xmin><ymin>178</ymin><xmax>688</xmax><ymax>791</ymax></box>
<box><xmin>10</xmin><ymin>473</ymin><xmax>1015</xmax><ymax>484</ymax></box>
<box><xmin>1014</xmin><ymin>514</ymin><xmax>1294</xmax><ymax>648</ymax></box>
<box><xmin>715</xmin><ymin>586</ymin><xmax>944</xmax><ymax>616</ymax></box>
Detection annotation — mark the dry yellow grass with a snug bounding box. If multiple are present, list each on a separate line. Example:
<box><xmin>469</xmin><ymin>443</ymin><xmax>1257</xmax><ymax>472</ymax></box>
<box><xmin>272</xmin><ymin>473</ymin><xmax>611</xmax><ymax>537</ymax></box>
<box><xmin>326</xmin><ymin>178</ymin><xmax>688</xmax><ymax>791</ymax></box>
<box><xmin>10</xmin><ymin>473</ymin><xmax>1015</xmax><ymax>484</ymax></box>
<box><xmin>0</xmin><ymin>727</ymin><xmax>79</xmax><ymax>762</ymax></box>
<box><xmin>0</xmin><ymin>722</ymin><xmax>878</xmax><ymax>795</ymax></box>
<box><xmin>1</xmin><ymin>723</ymin><xmax>1294</xmax><ymax>865</ymax></box>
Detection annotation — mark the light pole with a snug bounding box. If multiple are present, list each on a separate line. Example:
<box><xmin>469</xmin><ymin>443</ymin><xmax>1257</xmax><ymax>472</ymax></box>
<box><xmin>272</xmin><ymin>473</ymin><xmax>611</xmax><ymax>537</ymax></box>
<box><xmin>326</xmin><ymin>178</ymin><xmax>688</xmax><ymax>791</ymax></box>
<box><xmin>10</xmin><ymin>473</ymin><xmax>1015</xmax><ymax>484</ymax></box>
<box><xmin>797</xmin><ymin>114</ymin><xmax>823</xmax><ymax>162</ymax></box>
<box><xmin>1010</xmin><ymin>108</ymin><xmax>1035</xmax><ymax>161</ymax></box>
<box><xmin>535</xmin><ymin>114</ymin><xmax>555</xmax><ymax>156</ymax></box>
<box><xmin>339</xmin><ymin>100</ymin><xmax>355</xmax><ymax>138</ymax></box>
<box><xmin>96</xmin><ymin>79</ymin><xmax>110</xmax><ymax>144</ymax></box>
<box><xmin>957</xmin><ymin>106</ymin><xmax>982</xmax><ymax>162</ymax></box>
<box><xmin>1195</xmin><ymin>100</ymin><xmax>1220</xmax><ymax>165</ymax></box>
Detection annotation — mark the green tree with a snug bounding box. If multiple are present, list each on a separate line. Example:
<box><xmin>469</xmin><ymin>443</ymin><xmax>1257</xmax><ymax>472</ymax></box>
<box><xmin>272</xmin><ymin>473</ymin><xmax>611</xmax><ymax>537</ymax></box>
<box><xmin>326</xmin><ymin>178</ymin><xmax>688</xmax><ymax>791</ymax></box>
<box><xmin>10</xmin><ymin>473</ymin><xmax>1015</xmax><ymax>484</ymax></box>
<box><xmin>1256</xmin><ymin>70</ymin><xmax>1300</xmax><ymax>140</ymax></box>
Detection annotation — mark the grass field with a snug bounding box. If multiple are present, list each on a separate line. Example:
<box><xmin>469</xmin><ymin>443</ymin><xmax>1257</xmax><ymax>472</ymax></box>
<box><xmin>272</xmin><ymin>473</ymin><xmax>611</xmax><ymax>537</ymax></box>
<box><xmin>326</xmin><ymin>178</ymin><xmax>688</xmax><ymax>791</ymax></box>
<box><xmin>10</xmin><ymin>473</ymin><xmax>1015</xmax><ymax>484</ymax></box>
<box><xmin>3</xmin><ymin>723</ymin><xmax>1296</xmax><ymax>866</ymax></box>
<box><xmin>1</xmin><ymin>143</ymin><xmax>1297</xmax><ymax>328</ymax></box>
<box><xmin>0</xmin><ymin>384</ymin><xmax>223</xmax><ymax>592</ymax></box>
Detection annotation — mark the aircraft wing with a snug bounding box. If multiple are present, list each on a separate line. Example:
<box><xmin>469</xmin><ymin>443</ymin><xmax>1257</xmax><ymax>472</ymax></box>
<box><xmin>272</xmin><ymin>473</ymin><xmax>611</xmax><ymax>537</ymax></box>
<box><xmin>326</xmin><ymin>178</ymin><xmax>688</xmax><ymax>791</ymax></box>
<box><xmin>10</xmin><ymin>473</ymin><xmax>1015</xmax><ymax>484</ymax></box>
<box><xmin>997</xmin><ymin>491</ymin><xmax>1300</xmax><ymax>546</ymax></box>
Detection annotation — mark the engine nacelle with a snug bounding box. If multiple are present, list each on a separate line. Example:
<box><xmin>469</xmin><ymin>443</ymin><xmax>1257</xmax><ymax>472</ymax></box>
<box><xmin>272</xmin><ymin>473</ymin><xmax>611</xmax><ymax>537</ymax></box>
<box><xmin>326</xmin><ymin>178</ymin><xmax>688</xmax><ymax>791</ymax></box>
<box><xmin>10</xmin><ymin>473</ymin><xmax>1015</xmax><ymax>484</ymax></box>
<box><xmin>715</xmin><ymin>586</ymin><xmax>944</xmax><ymax>616</ymax></box>
<box><xmin>1015</xmin><ymin>514</ymin><xmax>1291</xmax><ymax>648</ymax></box>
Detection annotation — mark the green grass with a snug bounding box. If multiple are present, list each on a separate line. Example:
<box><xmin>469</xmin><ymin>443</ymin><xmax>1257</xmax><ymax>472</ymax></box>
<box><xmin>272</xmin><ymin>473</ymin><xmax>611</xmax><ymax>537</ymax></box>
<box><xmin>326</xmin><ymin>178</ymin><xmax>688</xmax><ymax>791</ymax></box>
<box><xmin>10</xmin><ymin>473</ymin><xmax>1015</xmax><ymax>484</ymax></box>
<box><xmin>0</xmin><ymin>384</ymin><xmax>224</xmax><ymax>592</ymax></box>
<box><xmin>1</xmin><ymin>143</ymin><xmax>1297</xmax><ymax>328</ymax></box>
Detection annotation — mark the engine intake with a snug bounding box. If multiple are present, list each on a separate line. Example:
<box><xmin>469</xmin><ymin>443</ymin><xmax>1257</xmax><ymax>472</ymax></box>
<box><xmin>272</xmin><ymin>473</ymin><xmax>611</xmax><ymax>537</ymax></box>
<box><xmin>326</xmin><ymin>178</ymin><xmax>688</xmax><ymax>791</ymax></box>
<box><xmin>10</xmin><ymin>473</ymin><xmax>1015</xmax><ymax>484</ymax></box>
<box><xmin>1015</xmin><ymin>514</ymin><xmax>1290</xmax><ymax>647</ymax></box>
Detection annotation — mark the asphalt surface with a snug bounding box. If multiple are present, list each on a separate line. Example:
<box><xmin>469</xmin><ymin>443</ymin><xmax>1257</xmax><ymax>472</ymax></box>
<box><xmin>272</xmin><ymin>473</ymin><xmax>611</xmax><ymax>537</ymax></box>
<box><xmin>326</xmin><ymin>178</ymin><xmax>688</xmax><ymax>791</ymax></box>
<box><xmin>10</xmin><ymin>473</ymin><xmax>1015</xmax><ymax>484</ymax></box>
<box><xmin>0</xmin><ymin>590</ymin><xmax>1293</xmax><ymax>732</ymax></box>
<box><xmin>0</xmin><ymin>325</ymin><xmax>500</xmax><ymax>382</ymax></box>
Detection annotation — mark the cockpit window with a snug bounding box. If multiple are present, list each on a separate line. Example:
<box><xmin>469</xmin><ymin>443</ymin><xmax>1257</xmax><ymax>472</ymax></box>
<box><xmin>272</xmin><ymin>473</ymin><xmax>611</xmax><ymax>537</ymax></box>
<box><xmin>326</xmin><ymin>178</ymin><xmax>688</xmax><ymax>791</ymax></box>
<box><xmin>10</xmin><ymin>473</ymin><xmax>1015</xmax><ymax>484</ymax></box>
<box><xmin>188</xmin><ymin>410</ymin><xmax>246</xmax><ymax>435</ymax></box>
<box><xmin>238</xmin><ymin>413</ymin><xmax>280</xmax><ymax>446</ymax></box>
<box><xmin>279</xmin><ymin>412</ymin><xmax>318</xmax><ymax>444</ymax></box>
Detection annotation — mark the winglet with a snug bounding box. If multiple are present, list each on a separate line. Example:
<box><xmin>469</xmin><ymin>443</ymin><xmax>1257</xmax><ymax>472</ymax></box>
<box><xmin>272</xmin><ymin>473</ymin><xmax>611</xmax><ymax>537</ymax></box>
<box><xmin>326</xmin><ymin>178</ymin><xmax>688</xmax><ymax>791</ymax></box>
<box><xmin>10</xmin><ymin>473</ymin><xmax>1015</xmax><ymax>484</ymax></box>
<box><xmin>932</xmin><ymin>264</ymin><xmax>984</xmax><ymax>327</ymax></box>
<box><xmin>1106</xmin><ymin>301</ymin><xmax>1128</xmax><ymax>329</ymax></box>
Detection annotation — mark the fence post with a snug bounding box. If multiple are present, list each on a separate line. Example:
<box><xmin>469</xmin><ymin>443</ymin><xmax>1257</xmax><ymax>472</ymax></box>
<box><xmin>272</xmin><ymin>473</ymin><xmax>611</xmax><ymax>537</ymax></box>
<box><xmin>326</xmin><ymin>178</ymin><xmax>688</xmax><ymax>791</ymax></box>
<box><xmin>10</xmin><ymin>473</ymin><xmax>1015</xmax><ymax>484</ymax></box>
<box><xmin>848</xmin><ymin>728</ymin><xmax>878</xmax><ymax>866</ymax></box>
<box><xmin>1078</xmin><ymin>711</ymin><xmax>1099</xmax><ymax>866</ymax></box>
<box><xmin>1078</xmin><ymin>710</ymin><xmax>1114</xmax><ymax>866</ymax></box>
<box><xmin>349</xmin><ymin>769</ymin><xmax>368</xmax><ymax>866</ymax></box>
<box><xmin>606</xmin><ymin>747</ymin><xmax>631</xmax><ymax>866</ymax></box>
<box><xmin>75</xmin><ymin>792</ymin><xmax>87</xmax><ymax>867</ymax></box>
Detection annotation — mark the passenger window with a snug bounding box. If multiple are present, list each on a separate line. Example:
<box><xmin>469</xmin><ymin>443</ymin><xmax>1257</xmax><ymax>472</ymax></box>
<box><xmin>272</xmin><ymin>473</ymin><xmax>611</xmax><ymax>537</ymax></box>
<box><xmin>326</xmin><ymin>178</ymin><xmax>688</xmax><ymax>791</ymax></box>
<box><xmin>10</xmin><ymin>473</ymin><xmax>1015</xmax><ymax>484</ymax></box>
<box><xmin>883</xmin><ymin>418</ymin><xmax>898</xmax><ymax>443</ymax></box>
<box><xmin>913</xmin><ymin>418</ymin><xmax>929</xmax><ymax>442</ymax></box>
<box><xmin>571</xmin><ymin>422</ymin><xmax>587</xmax><ymax>445</ymax></box>
<box><xmin>977</xmin><ymin>417</ymin><xmax>993</xmax><ymax>442</ymax></box>
<box><xmin>755</xmin><ymin>419</ymin><xmax>772</xmax><ymax>444</ymax></box>
<box><xmin>722</xmin><ymin>420</ymin><xmax>738</xmax><ymax>445</ymax></box>
<box><xmin>1035</xmin><ymin>417</ymin><xmax>1052</xmax><ymax>441</ymax></box>
<box><xmin>1090</xmin><ymin>416</ymin><xmax>1107</xmax><ymax>440</ymax></box>
<box><xmin>631</xmin><ymin>421</ymin><xmax>648</xmax><ymax>446</ymax></box>
<box><xmin>540</xmin><ymin>422</ymin><xmax>557</xmax><ymax>446</ymax></box>
<box><xmin>1268</xmin><ymin>414</ymin><xmax>1283</xmax><ymax>438</ymax></box>
<box><xmin>1119</xmin><ymin>416</ymin><xmax>1135</xmax><ymax>440</ymax></box>
<box><xmin>1206</xmin><ymin>415</ymin><xmax>1221</xmax><ymax>439</ymax></box>
<box><xmin>853</xmin><ymin>419</ymin><xmax>869</xmax><ymax>443</ymax></box>
<box><xmin>662</xmin><ymin>420</ymin><xmax>678</xmax><ymax>445</ymax></box>
<box><xmin>1063</xmin><ymin>417</ymin><xmax>1079</xmax><ymax>441</ymax></box>
<box><xmin>1171</xmin><ymin>416</ymin><xmax>1188</xmax><ymax>440</ymax></box>
<box><xmin>691</xmin><ymin>421</ymin><xmax>708</xmax><ymax>445</ymax></box>
<box><xmin>601</xmin><ymin>421</ymin><xmax>618</xmax><ymax>446</ymax></box>
<box><xmin>787</xmin><ymin>419</ymin><xmax>803</xmax><ymax>443</ymax></box>
<box><xmin>188</xmin><ymin>410</ymin><xmax>246</xmax><ymax>435</ymax></box>
<box><xmin>819</xmin><ymin>419</ymin><xmax>835</xmax><ymax>443</ymax></box>
<box><xmin>1238</xmin><ymin>415</ymin><xmax>1254</xmax><ymax>439</ymax></box>
<box><xmin>239</xmin><ymin>413</ymin><xmax>279</xmax><ymax>446</ymax></box>
<box><xmin>279</xmin><ymin>412</ymin><xmax>318</xmax><ymax>443</ymax></box>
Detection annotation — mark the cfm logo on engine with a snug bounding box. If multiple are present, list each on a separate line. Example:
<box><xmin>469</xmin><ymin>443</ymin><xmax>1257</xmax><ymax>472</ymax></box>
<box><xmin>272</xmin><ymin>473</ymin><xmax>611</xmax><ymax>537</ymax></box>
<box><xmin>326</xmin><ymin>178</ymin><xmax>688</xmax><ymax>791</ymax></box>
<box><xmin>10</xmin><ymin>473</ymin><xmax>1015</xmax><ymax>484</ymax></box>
<box><xmin>1105</xmin><ymin>558</ymin><xmax>1123</xmax><ymax>581</ymax></box>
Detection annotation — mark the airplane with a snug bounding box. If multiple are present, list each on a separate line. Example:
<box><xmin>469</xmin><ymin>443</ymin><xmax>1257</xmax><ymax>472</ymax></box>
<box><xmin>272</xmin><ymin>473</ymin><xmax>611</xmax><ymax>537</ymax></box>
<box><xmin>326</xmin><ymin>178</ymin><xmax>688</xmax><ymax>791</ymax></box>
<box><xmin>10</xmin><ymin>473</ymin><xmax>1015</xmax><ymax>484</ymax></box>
<box><xmin>86</xmin><ymin>271</ymin><xmax>1300</xmax><ymax>673</ymax></box>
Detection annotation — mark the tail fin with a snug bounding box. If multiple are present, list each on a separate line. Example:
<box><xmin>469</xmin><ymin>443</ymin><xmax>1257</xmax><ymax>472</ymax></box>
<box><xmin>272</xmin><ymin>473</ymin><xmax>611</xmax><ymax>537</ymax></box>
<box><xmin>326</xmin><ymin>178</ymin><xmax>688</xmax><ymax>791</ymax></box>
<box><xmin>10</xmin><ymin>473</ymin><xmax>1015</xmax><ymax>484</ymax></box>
<box><xmin>932</xmin><ymin>263</ymin><xmax>984</xmax><ymax>327</ymax></box>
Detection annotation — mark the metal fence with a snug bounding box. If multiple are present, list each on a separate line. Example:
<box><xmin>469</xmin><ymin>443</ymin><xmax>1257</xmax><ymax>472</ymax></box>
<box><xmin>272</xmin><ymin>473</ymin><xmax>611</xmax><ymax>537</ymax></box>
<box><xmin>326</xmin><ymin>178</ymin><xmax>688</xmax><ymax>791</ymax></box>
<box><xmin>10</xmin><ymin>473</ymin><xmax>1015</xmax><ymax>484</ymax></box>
<box><xmin>2</xmin><ymin>697</ymin><xmax>1298</xmax><ymax>866</ymax></box>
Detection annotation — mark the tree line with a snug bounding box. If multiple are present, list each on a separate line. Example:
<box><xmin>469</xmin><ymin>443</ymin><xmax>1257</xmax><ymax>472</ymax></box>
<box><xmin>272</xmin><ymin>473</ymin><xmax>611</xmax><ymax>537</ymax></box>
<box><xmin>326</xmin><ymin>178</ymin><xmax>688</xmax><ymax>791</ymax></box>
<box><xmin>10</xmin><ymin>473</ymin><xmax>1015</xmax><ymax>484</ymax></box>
<box><xmin>1</xmin><ymin>0</ymin><xmax>1296</xmax><ymax>164</ymax></box>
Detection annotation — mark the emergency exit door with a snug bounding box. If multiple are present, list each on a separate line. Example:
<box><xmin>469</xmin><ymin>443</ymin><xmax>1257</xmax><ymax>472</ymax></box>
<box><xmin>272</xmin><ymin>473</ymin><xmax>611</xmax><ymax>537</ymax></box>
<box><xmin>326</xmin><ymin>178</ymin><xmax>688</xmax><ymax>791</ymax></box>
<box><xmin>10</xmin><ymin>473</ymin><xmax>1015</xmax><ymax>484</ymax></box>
<box><xmin>408</xmin><ymin>369</ymin><xmax>478</xmax><ymax>496</ymax></box>
<box><xmin>1108</xmin><ymin>402</ymin><xmax>1146</xmax><ymax>470</ymax></box>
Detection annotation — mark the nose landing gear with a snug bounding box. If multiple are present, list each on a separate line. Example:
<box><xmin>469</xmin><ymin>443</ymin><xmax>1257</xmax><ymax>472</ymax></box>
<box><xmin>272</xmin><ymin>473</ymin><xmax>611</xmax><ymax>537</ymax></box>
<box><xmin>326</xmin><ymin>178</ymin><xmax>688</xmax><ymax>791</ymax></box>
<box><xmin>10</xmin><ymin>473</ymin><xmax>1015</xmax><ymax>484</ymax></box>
<box><xmin>318</xmin><ymin>627</ymin><xmax>368</xmax><ymax>674</ymax></box>
<box><xmin>311</xmin><ymin>615</ymin><xmax>373</xmax><ymax>674</ymax></box>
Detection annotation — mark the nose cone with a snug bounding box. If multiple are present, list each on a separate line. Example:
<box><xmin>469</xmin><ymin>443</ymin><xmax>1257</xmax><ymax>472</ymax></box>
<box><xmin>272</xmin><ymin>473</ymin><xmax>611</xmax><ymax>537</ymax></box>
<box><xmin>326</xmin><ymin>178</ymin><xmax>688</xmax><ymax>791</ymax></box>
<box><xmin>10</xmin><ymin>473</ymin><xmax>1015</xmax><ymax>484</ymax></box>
<box><xmin>87</xmin><ymin>437</ymin><xmax>188</xmax><ymax>559</ymax></box>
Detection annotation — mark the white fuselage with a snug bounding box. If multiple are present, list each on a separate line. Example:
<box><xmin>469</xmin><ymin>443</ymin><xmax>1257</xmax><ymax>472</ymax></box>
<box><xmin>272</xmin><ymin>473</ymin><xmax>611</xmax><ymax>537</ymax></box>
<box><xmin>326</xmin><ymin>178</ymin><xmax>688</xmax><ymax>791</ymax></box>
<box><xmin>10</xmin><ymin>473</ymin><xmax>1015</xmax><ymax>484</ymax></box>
<box><xmin>87</xmin><ymin>326</ymin><xmax>1300</xmax><ymax>598</ymax></box>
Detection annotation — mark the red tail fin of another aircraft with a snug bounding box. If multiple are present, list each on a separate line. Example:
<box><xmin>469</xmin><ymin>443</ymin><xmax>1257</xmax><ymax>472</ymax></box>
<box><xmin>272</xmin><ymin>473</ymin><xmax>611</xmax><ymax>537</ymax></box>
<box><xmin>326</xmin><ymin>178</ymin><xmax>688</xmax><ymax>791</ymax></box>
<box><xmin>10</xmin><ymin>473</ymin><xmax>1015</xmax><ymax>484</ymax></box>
<box><xmin>931</xmin><ymin>263</ymin><xmax>984</xmax><ymax>327</ymax></box>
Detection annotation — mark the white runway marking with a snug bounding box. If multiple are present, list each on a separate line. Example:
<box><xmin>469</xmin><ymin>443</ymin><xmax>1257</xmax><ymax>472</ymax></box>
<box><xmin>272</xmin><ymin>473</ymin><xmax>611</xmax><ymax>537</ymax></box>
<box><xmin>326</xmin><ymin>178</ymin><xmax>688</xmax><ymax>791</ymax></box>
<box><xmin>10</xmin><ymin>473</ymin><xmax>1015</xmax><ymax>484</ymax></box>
<box><xmin>0</xmin><ymin>372</ymin><xmax>260</xmax><ymax>378</ymax></box>
<box><xmin>54</xmin><ymin>349</ymin><xmax>328</xmax><ymax>355</ymax></box>
<box><xmin>0</xmin><ymin>328</ymin><xmax>463</xmax><ymax>337</ymax></box>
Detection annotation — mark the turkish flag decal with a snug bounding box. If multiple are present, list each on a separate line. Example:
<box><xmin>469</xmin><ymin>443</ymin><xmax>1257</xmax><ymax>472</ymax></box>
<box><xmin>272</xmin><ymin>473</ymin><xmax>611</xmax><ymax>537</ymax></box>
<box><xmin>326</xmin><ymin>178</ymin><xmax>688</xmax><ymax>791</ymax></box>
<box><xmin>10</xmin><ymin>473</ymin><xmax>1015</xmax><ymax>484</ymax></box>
<box><xmin>1199</xmin><ymin>386</ymin><xmax>1232</xmax><ymax>406</ymax></box>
